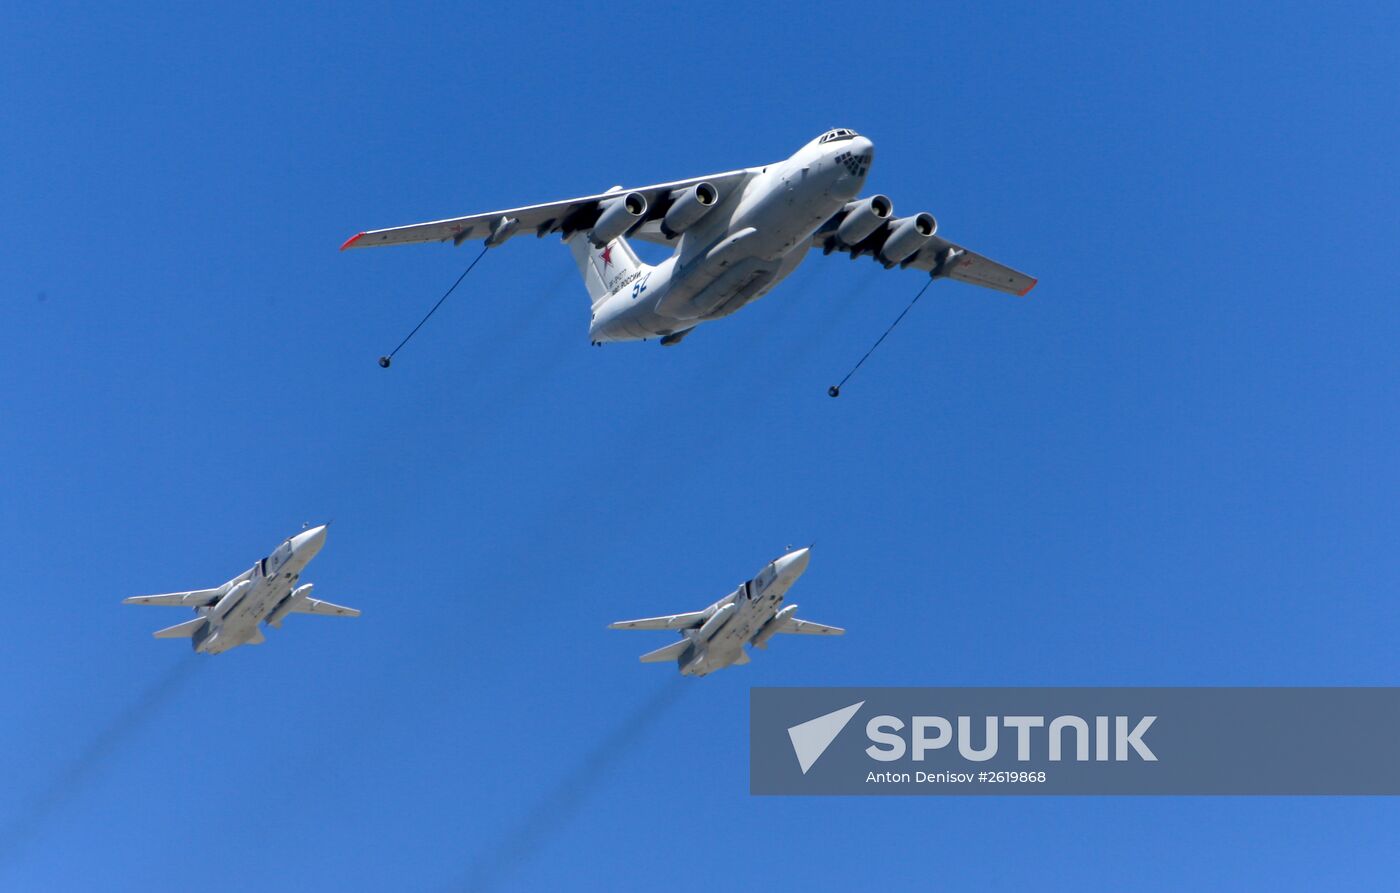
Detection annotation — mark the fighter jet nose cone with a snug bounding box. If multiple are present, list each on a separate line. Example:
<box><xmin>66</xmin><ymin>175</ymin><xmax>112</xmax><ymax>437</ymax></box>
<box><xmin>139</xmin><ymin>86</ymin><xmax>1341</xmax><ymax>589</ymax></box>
<box><xmin>777</xmin><ymin>546</ymin><xmax>812</xmax><ymax>580</ymax></box>
<box><xmin>292</xmin><ymin>524</ymin><xmax>329</xmax><ymax>554</ymax></box>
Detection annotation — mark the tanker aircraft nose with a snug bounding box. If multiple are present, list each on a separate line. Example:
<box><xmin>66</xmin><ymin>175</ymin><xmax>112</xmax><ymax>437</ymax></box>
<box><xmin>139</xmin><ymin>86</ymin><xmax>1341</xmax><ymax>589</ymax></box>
<box><xmin>817</xmin><ymin>131</ymin><xmax>873</xmax><ymax>198</ymax></box>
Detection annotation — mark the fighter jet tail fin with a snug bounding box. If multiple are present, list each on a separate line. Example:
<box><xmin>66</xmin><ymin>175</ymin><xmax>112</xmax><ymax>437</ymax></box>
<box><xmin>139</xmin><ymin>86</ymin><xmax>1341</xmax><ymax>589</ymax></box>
<box><xmin>153</xmin><ymin>617</ymin><xmax>206</xmax><ymax>639</ymax></box>
<box><xmin>638</xmin><ymin>640</ymin><xmax>690</xmax><ymax>664</ymax></box>
<box><xmin>568</xmin><ymin>229</ymin><xmax>647</xmax><ymax>308</ymax></box>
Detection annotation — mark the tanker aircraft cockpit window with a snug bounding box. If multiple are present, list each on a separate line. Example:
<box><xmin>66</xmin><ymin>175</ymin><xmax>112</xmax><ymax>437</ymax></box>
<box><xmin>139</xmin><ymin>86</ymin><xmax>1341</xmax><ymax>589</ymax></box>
<box><xmin>819</xmin><ymin>129</ymin><xmax>859</xmax><ymax>144</ymax></box>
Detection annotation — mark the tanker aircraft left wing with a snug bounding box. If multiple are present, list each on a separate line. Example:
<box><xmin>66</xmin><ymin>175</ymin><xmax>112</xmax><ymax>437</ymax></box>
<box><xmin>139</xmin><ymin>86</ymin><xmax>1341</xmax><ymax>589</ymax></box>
<box><xmin>812</xmin><ymin>211</ymin><xmax>1037</xmax><ymax>297</ymax></box>
<box><xmin>341</xmin><ymin>169</ymin><xmax>754</xmax><ymax>251</ymax></box>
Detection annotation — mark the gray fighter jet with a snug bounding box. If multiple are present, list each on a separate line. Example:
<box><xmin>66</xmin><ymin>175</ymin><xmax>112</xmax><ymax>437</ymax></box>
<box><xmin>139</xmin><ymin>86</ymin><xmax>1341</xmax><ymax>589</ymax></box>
<box><xmin>610</xmin><ymin>547</ymin><xmax>842</xmax><ymax>676</ymax></box>
<box><xmin>124</xmin><ymin>525</ymin><xmax>358</xmax><ymax>654</ymax></box>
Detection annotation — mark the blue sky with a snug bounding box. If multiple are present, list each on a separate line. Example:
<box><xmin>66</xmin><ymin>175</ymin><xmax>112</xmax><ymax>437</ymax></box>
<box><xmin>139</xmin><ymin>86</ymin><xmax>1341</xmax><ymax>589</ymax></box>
<box><xmin>2</xmin><ymin>1</ymin><xmax>1398</xmax><ymax>889</ymax></box>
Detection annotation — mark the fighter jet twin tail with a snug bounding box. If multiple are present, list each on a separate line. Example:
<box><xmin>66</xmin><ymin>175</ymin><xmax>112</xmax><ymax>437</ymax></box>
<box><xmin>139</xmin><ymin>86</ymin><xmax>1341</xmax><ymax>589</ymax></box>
<box><xmin>124</xmin><ymin>525</ymin><xmax>359</xmax><ymax>654</ymax></box>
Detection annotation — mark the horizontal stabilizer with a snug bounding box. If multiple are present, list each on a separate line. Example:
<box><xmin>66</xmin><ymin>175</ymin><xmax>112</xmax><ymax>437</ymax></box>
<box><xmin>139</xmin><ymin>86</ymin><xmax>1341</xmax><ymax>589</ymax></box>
<box><xmin>292</xmin><ymin>598</ymin><xmax>360</xmax><ymax>618</ymax></box>
<box><xmin>153</xmin><ymin>617</ymin><xmax>206</xmax><ymax>639</ymax></box>
<box><xmin>639</xmin><ymin>640</ymin><xmax>690</xmax><ymax>663</ymax></box>
<box><xmin>610</xmin><ymin>611</ymin><xmax>707</xmax><ymax>631</ymax></box>
<box><xmin>779</xmin><ymin>618</ymin><xmax>844</xmax><ymax>636</ymax></box>
<box><xmin>125</xmin><ymin>588</ymin><xmax>223</xmax><ymax>608</ymax></box>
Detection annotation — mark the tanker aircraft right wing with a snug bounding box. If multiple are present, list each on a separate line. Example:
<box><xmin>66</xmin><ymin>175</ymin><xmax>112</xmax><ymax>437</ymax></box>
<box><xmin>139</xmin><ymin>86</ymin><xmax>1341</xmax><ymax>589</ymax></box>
<box><xmin>341</xmin><ymin>170</ymin><xmax>754</xmax><ymax>252</ymax></box>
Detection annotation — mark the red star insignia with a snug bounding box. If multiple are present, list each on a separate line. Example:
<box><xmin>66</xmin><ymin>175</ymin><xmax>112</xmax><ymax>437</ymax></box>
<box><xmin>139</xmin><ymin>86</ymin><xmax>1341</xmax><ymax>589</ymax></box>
<box><xmin>600</xmin><ymin>244</ymin><xmax>613</xmax><ymax>268</ymax></box>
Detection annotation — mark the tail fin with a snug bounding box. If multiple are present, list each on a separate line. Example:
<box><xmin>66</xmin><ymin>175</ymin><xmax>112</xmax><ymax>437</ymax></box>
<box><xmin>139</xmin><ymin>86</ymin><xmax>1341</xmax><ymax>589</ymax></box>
<box><xmin>568</xmin><ymin>231</ymin><xmax>646</xmax><ymax>308</ymax></box>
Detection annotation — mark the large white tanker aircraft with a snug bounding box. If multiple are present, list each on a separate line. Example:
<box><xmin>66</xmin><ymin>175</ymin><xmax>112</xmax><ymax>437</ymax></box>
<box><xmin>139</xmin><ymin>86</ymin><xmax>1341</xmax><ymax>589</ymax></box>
<box><xmin>343</xmin><ymin>129</ymin><xmax>1035</xmax><ymax>346</ymax></box>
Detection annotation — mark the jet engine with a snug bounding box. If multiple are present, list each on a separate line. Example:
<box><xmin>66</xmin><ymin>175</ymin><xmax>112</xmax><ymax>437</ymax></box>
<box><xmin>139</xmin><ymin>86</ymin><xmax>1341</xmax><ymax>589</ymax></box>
<box><xmin>696</xmin><ymin>602</ymin><xmax>737</xmax><ymax>640</ymax></box>
<box><xmin>836</xmin><ymin>194</ymin><xmax>893</xmax><ymax>246</ymax></box>
<box><xmin>589</xmin><ymin>192</ymin><xmax>648</xmax><ymax>247</ymax></box>
<box><xmin>661</xmin><ymin>182</ymin><xmax>719</xmax><ymax>238</ymax></box>
<box><xmin>878</xmin><ymin>212</ymin><xmax>938</xmax><ymax>266</ymax></box>
<box><xmin>216</xmin><ymin>579</ymin><xmax>252</xmax><ymax>609</ymax></box>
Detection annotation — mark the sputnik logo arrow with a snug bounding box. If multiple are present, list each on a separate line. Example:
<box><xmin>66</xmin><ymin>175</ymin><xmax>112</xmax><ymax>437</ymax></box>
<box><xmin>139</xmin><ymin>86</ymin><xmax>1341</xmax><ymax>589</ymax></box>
<box><xmin>787</xmin><ymin>701</ymin><xmax>864</xmax><ymax>774</ymax></box>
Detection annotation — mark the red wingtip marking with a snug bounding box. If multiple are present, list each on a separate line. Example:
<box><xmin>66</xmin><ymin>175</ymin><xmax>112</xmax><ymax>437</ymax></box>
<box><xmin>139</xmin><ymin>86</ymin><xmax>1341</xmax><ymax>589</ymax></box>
<box><xmin>339</xmin><ymin>232</ymin><xmax>365</xmax><ymax>251</ymax></box>
<box><xmin>1018</xmin><ymin>279</ymin><xmax>1038</xmax><ymax>297</ymax></box>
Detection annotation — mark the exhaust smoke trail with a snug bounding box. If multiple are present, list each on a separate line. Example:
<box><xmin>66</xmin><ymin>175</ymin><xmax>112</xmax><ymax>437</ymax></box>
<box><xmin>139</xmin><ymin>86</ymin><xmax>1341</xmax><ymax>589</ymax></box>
<box><xmin>462</xmin><ymin>676</ymin><xmax>689</xmax><ymax>892</ymax></box>
<box><xmin>0</xmin><ymin>657</ymin><xmax>202</xmax><ymax>869</ymax></box>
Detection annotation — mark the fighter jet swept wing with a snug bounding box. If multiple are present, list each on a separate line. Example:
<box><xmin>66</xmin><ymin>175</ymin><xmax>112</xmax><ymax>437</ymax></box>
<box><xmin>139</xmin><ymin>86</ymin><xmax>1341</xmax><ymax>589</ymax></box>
<box><xmin>292</xmin><ymin>597</ymin><xmax>360</xmax><ymax>618</ymax></box>
<box><xmin>776</xmin><ymin>617</ymin><xmax>844</xmax><ymax>635</ymax></box>
<box><xmin>340</xmin><ymin>170</ymin><xmax>753</xmax><ymax>251</ymax></box>
<box><xmin>608</xmin><ymin>611</ymin><xmax>708</xmax><ymax>631</ymax></box>
<box><xmin>124</xmin><ymin>588</ymin><xmax>224</xmax><ymax>608</ymax></box>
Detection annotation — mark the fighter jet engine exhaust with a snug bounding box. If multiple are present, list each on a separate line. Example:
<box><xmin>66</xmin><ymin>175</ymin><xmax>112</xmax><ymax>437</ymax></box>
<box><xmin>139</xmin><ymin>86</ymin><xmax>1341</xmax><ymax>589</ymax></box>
<box><xmin>828</xmin><ymin>277</ymin><xmax>935</xmax><ymax>398</ymax></box>
<box><xmin>462</xmin><ymin>677</ymin><xmax>688</xmax><ymax>892</ymax></box>
<box><xmin>378</xmin><ymin>245</ymin><xmax>490</xmax><ymax>368</ymax></box>
<box><xmin>0</xmin><ymin>658</ymin><xmax>203</xmax><ymax>869</ymax></box>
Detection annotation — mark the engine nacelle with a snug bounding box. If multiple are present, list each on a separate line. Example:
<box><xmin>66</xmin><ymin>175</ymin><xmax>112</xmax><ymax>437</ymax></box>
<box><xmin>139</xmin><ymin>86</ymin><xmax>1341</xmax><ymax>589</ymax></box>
<box><xmin>696</xmin><ymin>602</ymin><xmax>737</xmax><ymax>641</ymax></box>
<box><xmin>878</xmin><ymin>212</ymin><xmax>938</xmax><ymax>266</ymax></box>
<box><xmin>214</xmin><ymin>579</ymin><xmax>252</xmax><ymax>613</ymax></box>
<box><xmin>266</xmin><ymin>583</ymin><xmax>313</xmax><ymax>629</ymax></box>
<box><xmin>661</xmin><ymin>182</ymin><xmax>719</xmax><ymax>238</ymax></box>
<box><xmin>751</xmin><ymin>603</ymin><xmax>798</xmax><ymax>650</ymax></box>
<box><xmin>589</xmin><ymin>192</ymin><xmax>648</xmax><ymax>247</ymax></box>
<box><xmin>836</xmin><ymin>194</ymin><xmax>893</xmax><ymax>246</ymax></box>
